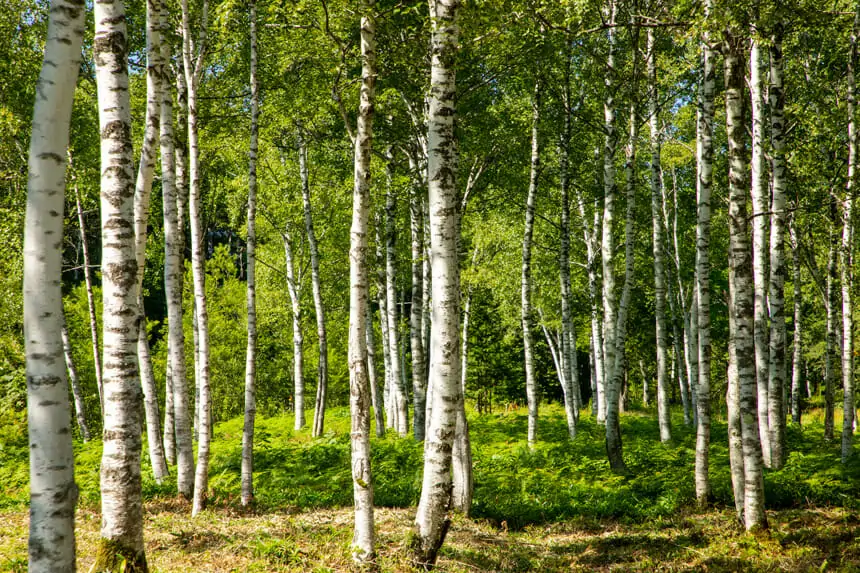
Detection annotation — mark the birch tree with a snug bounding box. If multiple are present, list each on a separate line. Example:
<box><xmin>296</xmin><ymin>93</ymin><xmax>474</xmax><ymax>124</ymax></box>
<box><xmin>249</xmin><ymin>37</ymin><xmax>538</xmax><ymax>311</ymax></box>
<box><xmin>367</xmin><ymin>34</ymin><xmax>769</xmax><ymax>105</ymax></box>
<box><xmin>724</xmin><ymin>29</ymin><xmax>767</xmax><ymax>531</ymax></box>
<box><xmin>842</xmin><ymin>5</ymin><xmax>859</xmax><ymax>463</ymax></box>
<box><xmin>750</xmin><ymin>31</ymin><xmax>771</xmax><ymax>466</ymax></box>
<box><xmin>241</xmin><ymin>0</ymin><xmax>259</xmax><ymax>506</ymax></box>
<box><xmin>297</xmin><ymin>130</ymin><xmax>330</xmax><ymax>438</ymax></box>
<box><xmin>825</xmin><ymin>206</ymin><xmax>838</xmax><ymax>442</ymax></box>
<box><xmin>24</xmin><ymin>1</ymin><xmax>84</xmax><ymax>566</ymax></box>
<box><xmin>62</xmin><ymin>316</ymin><xmax>91</xmax><ymax>441</ymax></box>
<box><xmin>134</xmin><ymin>0</ymin><xmax>169</xmax><ymax>485</ymax></box>
<box><xmin>790</xmin><ymin>216</ymin><xmax>803</xmax><ymax>425</ymax></box>
<box><xmin>412</xmin><ymin>0</ymin><xmax>462</xmax><ymax>565</ymax></box>
<box><xmin>161</xmin><ymin>2</ymin><xmax>194</xmax><ymax>496</ymax></box>
<box><xmin>347</xmin><ymin>0</ymin><xmax>378</xmax><ymax>560</ymax></box>
<box><xmin>411</xmin><ymin>177</ymin><xmax>427</xmax><ymax>441</ymax></box>
<box><xmin>385</xmin><ymin>162</ymin><xmax>408</xmax><ymax>436</ymax></box>
<box><xmin>522</xmin><ymin>77</ymin><xmax>540</xmax><ymax>447</ymax></box>
<box><xmin>92</xmin><ymin>0</ymin><xmax>149</xmax><ymax>563</ymax></box>
<box><xmin>181</xmin><ymin>0</ymin><xmax>212</xmax><ymax>517</ymax></box>
<box><xmin>694</xmin><ymin>0</ymin><xmax>715</xmax><ymax>503</ymax></box>
<box><xmin>767</xmin><ymin>22</ymin><xmax>787</xmax><ymax>469</ymax></box>
<box><xmin>366</xmin><ymin>301</ymin><xmax>385</xmax><ymax>436</ymax></box>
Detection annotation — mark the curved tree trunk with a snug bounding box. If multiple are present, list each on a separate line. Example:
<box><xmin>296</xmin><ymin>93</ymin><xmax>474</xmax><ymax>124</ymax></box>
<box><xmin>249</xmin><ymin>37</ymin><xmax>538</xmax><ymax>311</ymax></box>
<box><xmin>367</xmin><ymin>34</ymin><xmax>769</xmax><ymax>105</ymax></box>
<box><xmin>348</xmin><ymin>1</ymin><xmax>377</xmax><ymax>561</ymax></box>
<box><xmin>694</xmin><ymin>5</ymin><xmax>715</xmax><ymax>503</ymax></box>
<box><xmin>93</xmin><ymin>0</ymin><xmax>148</xmax><ymax>564</ymax></box>
<box><xmin>134</xmin><ymin>0</ymin><xmax>169</xmax><ymax>484</ymax></box>
<box><xmin>241</xmin><ymin>0</ymin><xmax>259</xmax><ymax>506</ymax></box>
<box><xmin>24</xmin><ymin>3</ymin><xmax>84</xmax><ymax>569</ymax></box>
<box><xmin>768</xmin><ymin>23</ymin><xmax>788</xmax><ymax>469</ymax></box>
<box><xmin>522</xmin><ymin>78</ymin><xmax>540</xmax><ymax>447</ymax></box>
<box><xmin>298</xmin><ymin>131</ymin><xmax>330</xmax><ymax>438</ymax></box>
<box><xmin>412</xmin><ymin>0</ymin><xmax>461</xmax><ymax>566</ymax></box>
<box><xmin>725</xmin><ymin>32</ymin><xmax>767</xmax><ymax>531</ymax></box>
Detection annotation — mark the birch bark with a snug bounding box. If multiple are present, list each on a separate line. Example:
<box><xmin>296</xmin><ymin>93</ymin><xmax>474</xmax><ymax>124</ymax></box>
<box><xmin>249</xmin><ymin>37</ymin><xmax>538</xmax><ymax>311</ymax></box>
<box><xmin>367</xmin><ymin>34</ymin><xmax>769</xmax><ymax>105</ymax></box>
<box><xmin>24</xmin><ymin>3</ymin><xmax>84</xmax><ymax>569</ymax></box>
<box><xmin>522</xmin><ymin>78</ymin><xmax>540</xmax><ymax>447</ymax></box>
<box><xmin>62</xmin><ymin>317</ymin><xmax>91</xmax><ymax>441</ymax></box>
<box><xmin>412</xmin><ymin>0</ymin><xmax>461</xmax><ymax>565</ymax></box>
<box><xmin>790</xmin><ymin>217</ymin><xmax>803</xmax><ymax>425</ymax></box>
<box><xmin>348</xmin><ymin>1</ymin><xmax>377</xmax><ymax>560</ymax></box>
<box><xmin>411</xmin><ymin>178</ymin><xmax>427</xmax><ymax>440</ymax></box>
<box><xmin>385</xmin><ymin>161</ymin><xmax>408</xmax><ymax>436</ymax></box>
<box><xmin>725</xmin><ymin>32</ymin><xmax>767</xmax><ymax>531</ymax></box>
<box><xmin>93</xmin><ymin>0</ymin><xmax>149</xmax><ymax>562</ymax></box>
<box><xmin>282</xmin><ymin>229</ymin><xmax>305</xmax><ymax>429</ymax></box>
<box><xmin>241</xmin><ymin>0</ymin><xmax>259</xmax><ymax>506</ymax></box>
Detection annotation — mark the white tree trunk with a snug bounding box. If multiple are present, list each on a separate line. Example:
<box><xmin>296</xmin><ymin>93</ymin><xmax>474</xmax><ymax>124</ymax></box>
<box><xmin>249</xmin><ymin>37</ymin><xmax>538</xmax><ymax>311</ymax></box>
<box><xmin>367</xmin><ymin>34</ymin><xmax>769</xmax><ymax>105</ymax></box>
<box><xmin>750</xmin><ymin>35</ymin><xmax>772</xmax><ymax>467</ymax></box>
<box><xmin>411</xmin><ymin>179</ymin><xmax>427</xmax><ymax>441</ymax></box>
<box><xmin>694</xmin><ymin>5</ymin><xmax>715</xmax><ymax>503</ymax></box>
<box><xmin>522</xmin><ymin>78</ymin><xmax>540</xmax><ymax>447</ymax></box>
<box><xmin>375</xmin><ymin>218</ymin><xmax>394</xmax><ymax>429</ymax></box>
<box><xmin>72</xmin><ymin>174</ymin><xmax>104</xmax><ymax>414</ymax></box>
<box><xmin>366</xmin><ymin>299</ymin><xmax>385</xmax><ymax>436</ymax></box>
<box><xmin>790</xmin><ymin>217</ymin><xmax>803</xmax><ymax>424</ymax></box>
<box><xmin>161</xmin><ymin>12</ymin><xmax>194</xmax><ymax>495</ymax></box>
<box><xmin>241</xmin><ymin>0</ymin><xmax>259</xmax><ymax>506</ymax></box>
<box><xmin>181</xmin><ymin>0</ymin><xmax>212</xmax><ymax>517</ymax></box>
<box><xmin>601</xmin><ymin>2</ymin><xmax>622</xmax><ymax>473</ymax></box>
<box><xmin>93</xmin><ymin>0</ymin><xmax>148</xmax><ymax>562</ymax></box>
<box><xmin>452</xmin><ymin>275</ymin><xmax>474</xmax><ymax>514</ymax></box>
<box><xmin>297</xmin><ymin>131</ymin><xmax>330</xmax><ymax>438</ymax></box>
<box><xmin>725</xmin><ymin>34</ymin><xmax>767</xmax><ymax>531</ymax></box>
<box><xmin>348</xmin><ymin>2</ymin><xmax>377</xmax><ymax>560</ymax></box>
<box><xmin>842</xmin><ymin>7</ymin><xmax>859</xmax><ymax>463</ymax></box>
<box><xmin>135</xmin><ymin>0</ymin><xmax>169</xmax><ymax>485</ymax></box>
<box><xmin>825</xmin><ymin>209</ymin><xmax>838</xmax><ymax>441</ymax></box>
<box><xmin>385</xmin><ymin>162</ymin><xmax>408</xmax><ymax>436</ymax></box>
<box><xmin>282</xmin><ymin>229</ymin><xmax>305</xmax><ymax>429</ymax></box>
<box><xmin>768</xmin><ymin>24</ymin><xmax>788</xmax><ymax>469</ymax></box>
<box><xmin>727</xmin><ymin>315</ymin><xmax>745</xmax><ymax>521</ymax></box>
<box><xmin>24</xmin><ymin>4</ymin><xmax>84</xmax><ymax>569</ymax></box>
<box><xmin>62</xmin><ymin>317</ymin><xmax>91</xmax><ymax>441</ymax></box>
<box><xmin>647</xmin><ymin>29</ymin><xmax>670</xmax><ymax>444</ymax></box>
<box><xmin>412</xmin><ymin>0</ymin><xmax>461</xmax><ymax>566</ymax></box>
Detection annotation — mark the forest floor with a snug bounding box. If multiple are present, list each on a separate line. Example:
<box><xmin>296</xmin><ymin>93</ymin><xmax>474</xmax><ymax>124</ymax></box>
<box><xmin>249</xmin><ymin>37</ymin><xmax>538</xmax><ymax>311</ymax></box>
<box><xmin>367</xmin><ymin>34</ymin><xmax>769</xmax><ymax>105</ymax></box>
<box><xmin>2</xmin><ymin>404</ymin><xmax>860</xmax><ymax>571</ymax></box>
<box><xmin>2</xmin><ymin>503</ymin><xmax>860</xmax><ymax>571</ymax></box>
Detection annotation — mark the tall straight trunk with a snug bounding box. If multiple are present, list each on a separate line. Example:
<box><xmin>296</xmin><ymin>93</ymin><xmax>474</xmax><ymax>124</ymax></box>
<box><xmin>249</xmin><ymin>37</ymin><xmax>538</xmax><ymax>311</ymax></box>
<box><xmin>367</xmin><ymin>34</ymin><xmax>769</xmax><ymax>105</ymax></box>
<box><xmin>825</xmin><ymin>205</ymin><xmax>838</xmax><ymax>442</ymax></box>
<box><xmin>241</xmin><ymin>0</ymin><xmax>259</xmax><ymax>506</ymax></box>
<box><xmin>297</xmin><ymin>132</ymin><xmax>330</xmax><ymax>438</ymax></box>
<box><xmin>135</xmin><ymin>0</ymin><xmax>168</xmax><ymax>485</ymax></box>
<box><xmin>422</xmin><ymin>207</ymin><xmax>432</xmax><ymax>387</ymax></box>
<box><xmin>62</xmin><ymin>317</ymin><xmax>91</xmax><ymax>441</ymax></box>
<box><xmin>73</xmin><ymin>176</ymin><xmax>104</xmax><ymax>414</ymax></box>
<box><xmin>24</xmin><ymin>2</ymin><xmax>84</xmax><ymax>568</ymax></box>
<box><xmin>601</xmin><ymin>0</ymin><xmax>623</xmax><ymax>474</ymax></box>
<box><xmin>727</xmin><ymin>307</ymin><xmax>745</xmax><ymax>521</ymax></box>
<box><xmin>348</xmin><ymin>2</ymin><xmax>377</xmax><ymax>560</ymax></box>
<box><xmin>161</xmin><ymin>8</ymin><xmax>192</xmax><ymax>493</ymax></box>
<box><xmin>182</xmin><ymin>0</ymin><xmax>211</xmax><ymax>517</ymax></box>
<box><xmin>410</xmin><ymin>180</ymin><xmax>427</xmax><ymax>440</ymax></box>
<box><xmin>522</xmin><ymin>78</ymin><xmax>541</xmax><ymax>447</ymax></box>
<box><xmin>790</xmin><ymin>217</ymin><xmax>803</xmax><ymax>424</ymax></box>
<box><xmin>163</xmin><ymin>353</ymin><xmax>175</xmax><ymax>464</ymax></box>
<box><xmin>376</xmin><ymin>217</ymin><xmax>394</xmax><ymax>429</ymax></box>
<box><xmin>412</xmin><ymin>0</ymin><xmax>461</xmax><ymax>566</ymax></box>
<box><xmin>282</xmin><ymin>229</ymin><xmax>304</xmax><ymax>429</ymax></box>
<box><xmin>767</xmin><ymin>24</ymin><xmax>788</xmax><ymax>469</ymax></box>
<box><xmin>725</xmin><ymin>33</ymin><xmax>767</xmax><ymax>531</ymax></box>
<box><xmin>750</xmin><ymin>34</ymin><xmax>771</xmax><ymax>467</ymax></box>
<box><xmin>608</xmin><ymin>16</ymin><xmax>639</xmax><ymax>467</ymax></box>
<box><xmin>648</xmin><ymin>28</ymin><xmax>670</xmax><ymax>444</ymax></box>
<box><xmin>93</xmin><ymin>0</ymin><xmax>148</xmax><ymax>564</ymax></box>
<box><xmin>559</xmin><ymin>44</ymin><xmax>579</xmax><ymax>430</ymax></box>
<box><xmin>385</xmin><ymin>162</ymin><xmax>408</xmax><ymax>436</ymax></box>
<box><xmin>667</xmin><ymin>283</ymin><xmax>691</xmax><ymax>423</ymax></box>
<box><xmin>452</xmin><ymin>273</ymin><xmax>474</xmax><ymax>514</ymax></box>
<box><xmin>689</xmin><ymin>288</ymin><xmax>700</xmax><ymax>428</ymax></box>
<box><xmin>843</xmin><ymin>6</ymin><xmax>859</xmax><ymax>463</ymax></box>
<box><xmin>366</xmin><ymin>301</ymin><xmax>385</xmax><ymax>436</ymax></box>
<box><xmin>695</xmin><ymin>5</ymin><xmax>715</xmax><ymax>503</ymax></box>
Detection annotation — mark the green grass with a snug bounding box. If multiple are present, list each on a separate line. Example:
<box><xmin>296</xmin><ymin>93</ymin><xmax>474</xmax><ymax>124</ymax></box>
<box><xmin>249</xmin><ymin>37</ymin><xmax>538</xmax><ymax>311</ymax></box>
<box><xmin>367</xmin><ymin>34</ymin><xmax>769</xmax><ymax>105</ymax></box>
<box><xmin>3</xmin><ymin>403</ymin><xmax>860</xmax><ymax>524</ymax></box>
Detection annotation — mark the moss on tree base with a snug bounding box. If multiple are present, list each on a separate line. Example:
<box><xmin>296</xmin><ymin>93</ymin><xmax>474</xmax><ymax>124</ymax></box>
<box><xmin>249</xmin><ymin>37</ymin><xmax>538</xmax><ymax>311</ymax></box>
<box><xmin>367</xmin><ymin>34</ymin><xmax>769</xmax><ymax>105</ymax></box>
<box><xmin>92</xmin><ymin>537</ymin><xmax>148</xmax><ymax>572</ymax></box>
